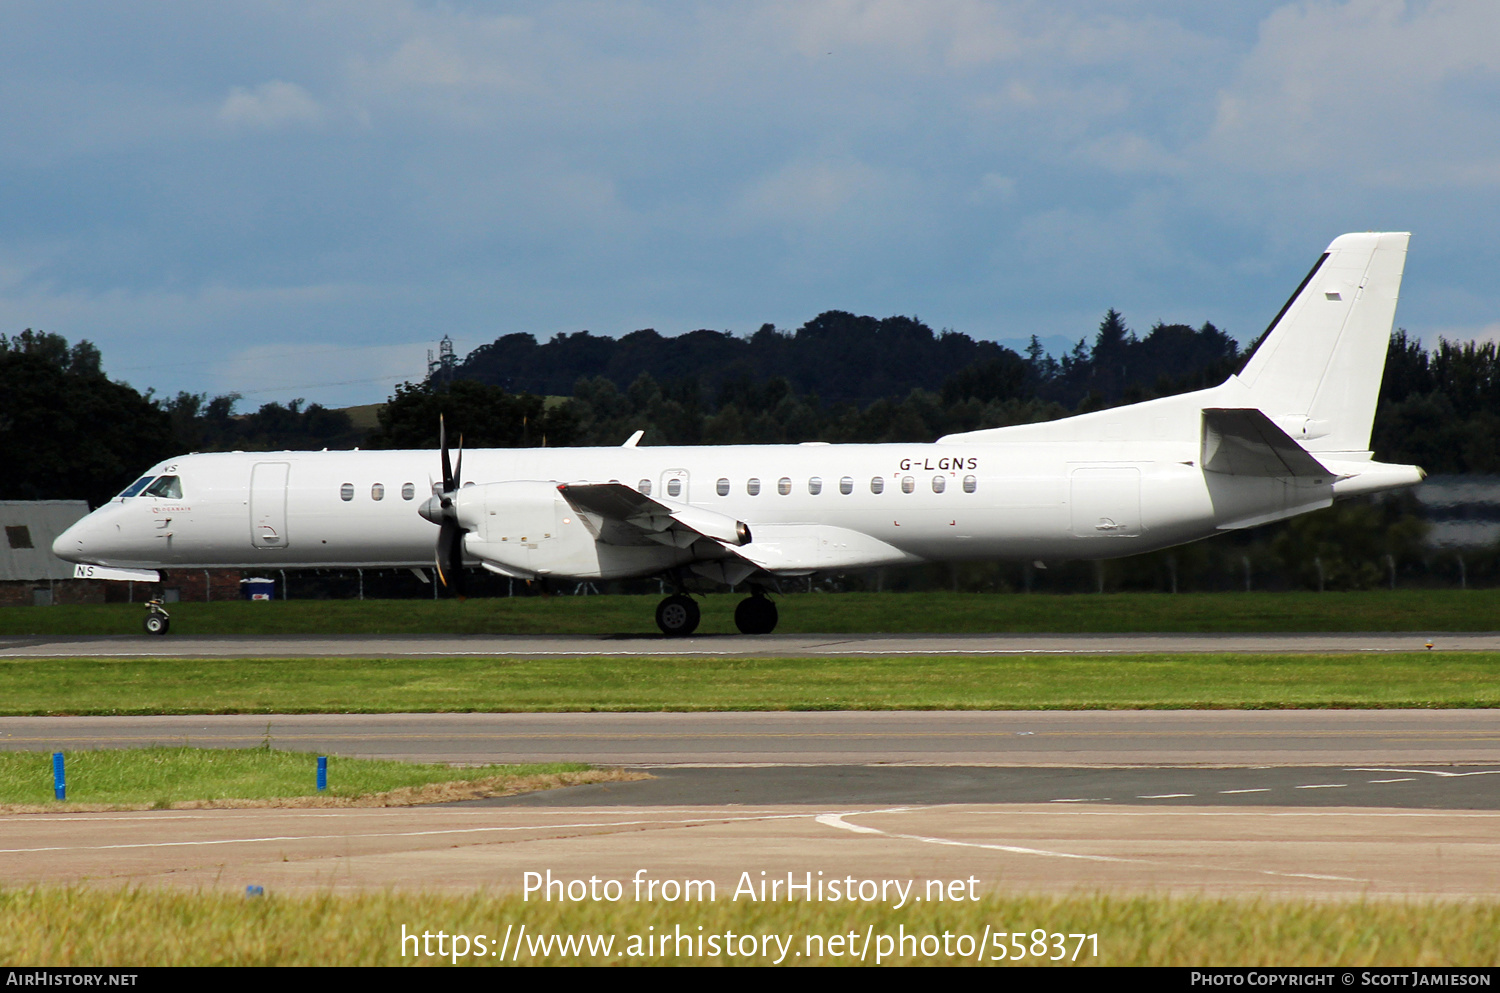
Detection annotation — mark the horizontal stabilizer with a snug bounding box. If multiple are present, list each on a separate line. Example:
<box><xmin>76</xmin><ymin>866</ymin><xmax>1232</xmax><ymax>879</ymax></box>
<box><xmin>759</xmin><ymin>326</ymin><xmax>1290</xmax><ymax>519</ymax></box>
<box><xmin>1201</xmin><ymin>408</ymin><xmax>1332</xmax><ymax>478</ymax></box>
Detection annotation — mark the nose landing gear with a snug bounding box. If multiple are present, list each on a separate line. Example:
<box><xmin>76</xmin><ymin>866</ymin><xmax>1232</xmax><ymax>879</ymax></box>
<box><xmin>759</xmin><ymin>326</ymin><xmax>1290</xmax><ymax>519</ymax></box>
<box><xmin>143</xmin><ymin>598</ymin><xmax>171</xmax><ymax>635</ymax></box>
<box><xmin>733</xmin><ymin>591</ymin><xmax>778</xmax><ymax>634</ymax></box>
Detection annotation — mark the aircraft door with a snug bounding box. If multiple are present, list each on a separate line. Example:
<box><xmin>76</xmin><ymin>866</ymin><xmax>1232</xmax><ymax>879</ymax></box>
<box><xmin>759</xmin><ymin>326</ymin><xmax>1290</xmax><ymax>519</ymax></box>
<box><xmin>660</xmin><ymin>469</ymin><xmax>690</xmax><ymax>503</ymax></box>
<box><xmin>250</xmin><ymin>462</ymin><xmax>291</xmax><ymax>549</ymax></box>
<box><xmin>1069</xmin><ymin>466</ymin><xmax>1141</xmax><ymax>538</ymax></box>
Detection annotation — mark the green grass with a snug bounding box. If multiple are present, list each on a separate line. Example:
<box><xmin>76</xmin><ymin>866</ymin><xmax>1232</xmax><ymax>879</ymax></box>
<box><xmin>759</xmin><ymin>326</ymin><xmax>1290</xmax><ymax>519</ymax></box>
<box><xmin>1</xmin><ymin>888</ymin><xmax>1496</xmax><ymax>965</ymax></box>
<box><xmin>0</xmin><ymin>748</ymin><xmax>593</xmax><ymax>807</ymax></box>
<box><xmin>4</xmin><ymin>589</ymin><xmax>1499</xmax><ymax>636</ymax></box>
<box><xmin>1</xmin><ymin>652</ymin><xmax>1497</xmax><ymax>715</ymax></box>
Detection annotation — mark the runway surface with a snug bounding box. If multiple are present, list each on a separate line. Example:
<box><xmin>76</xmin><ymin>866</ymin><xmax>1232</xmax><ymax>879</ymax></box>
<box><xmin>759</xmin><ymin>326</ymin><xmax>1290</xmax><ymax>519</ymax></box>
<box><xmin>2</xmin><ymin>630</ymin><xmax>1493</xmax><ymax>658</ymax></box>
<box><xmin>5</xmin><ymin>709</ymin><xmax>1497</xmax><ymax>766</ymax></box>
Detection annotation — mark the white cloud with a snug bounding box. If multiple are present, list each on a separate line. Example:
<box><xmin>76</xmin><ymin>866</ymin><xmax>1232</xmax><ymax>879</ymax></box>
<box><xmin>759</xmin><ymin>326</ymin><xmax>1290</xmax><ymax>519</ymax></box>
<box><xmin>1076</xmin><ymin>131</ymin><xmax>1186</xmax><ymax>176</ymax></box>
<box><xmin>211</xmin><ymin>340</ymin><xmax>433</xmax><ymax>401</ymax></box>
<box><xmin>974</xmin><ymin>172</ymin><xmax>1016</xmax><ymax>201</ymax></box>
<box><xmin>1420</xmin><ymin>322</ymin><xmax>1500</xmax><ymax>348</ymax></box>
<box><xmin>218</xmin><ymin>81</ymin><xmax>323</xmax><ymax>130</ymax></box>
<box><xmin>736</xmin><ymin>158</ymin><xmax>894</xmax><ymax>225</ymax></box>
<box><xmin>1202</xmin><ymin>0</ymin><xmax>1500</xmax><ymax>186</ymax></box>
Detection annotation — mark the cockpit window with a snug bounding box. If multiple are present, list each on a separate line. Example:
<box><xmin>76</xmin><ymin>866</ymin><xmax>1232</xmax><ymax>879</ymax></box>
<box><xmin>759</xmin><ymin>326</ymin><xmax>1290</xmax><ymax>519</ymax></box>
<box><xmin>118</xmin><ymin>476</ymin><xmax>154</xmax><ymax>499</ymax></box>
<box><xmin>143</xmin><ymin>475</ymin><xmax>183</xmax><ymax>499</ymax></box>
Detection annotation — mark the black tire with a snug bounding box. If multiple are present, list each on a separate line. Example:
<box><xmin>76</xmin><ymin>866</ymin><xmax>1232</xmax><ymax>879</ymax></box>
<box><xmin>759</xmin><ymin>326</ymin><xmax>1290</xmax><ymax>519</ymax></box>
<box><xmin>734</xmin><ymin>596</ymin><xmax>778</xmax><ymax>635</ymax></box>
<box><xmin>143</xmin><ymin>614</ymin><xmax>170</xmax><ymax>636</ymax></box>
<box><xmin>655</xmin><ymin>594</ymin><xmax>700</xmax><ymax>637</ymax></box>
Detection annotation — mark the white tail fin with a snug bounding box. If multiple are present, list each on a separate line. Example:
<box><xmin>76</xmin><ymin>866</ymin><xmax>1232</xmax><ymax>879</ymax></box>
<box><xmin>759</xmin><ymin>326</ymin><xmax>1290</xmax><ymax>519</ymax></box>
<box><xmin>1233</xmin><ymin>232</ymin><xmax>1408</xmax><ymax>454</ymax></box>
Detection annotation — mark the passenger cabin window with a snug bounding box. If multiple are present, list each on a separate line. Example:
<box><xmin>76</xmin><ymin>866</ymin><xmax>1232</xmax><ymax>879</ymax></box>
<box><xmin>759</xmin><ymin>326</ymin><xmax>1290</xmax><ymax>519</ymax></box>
<box><xmin>401</xmin><ymin>482</ymin><xmax>415</xmax><ymax>501</ymax></box>
<box><xmin>371</xmin><ymin>483</ymin><xmax>385</xmax><ymax>501</ymax></box>
<box><xmin>667</xmin><ymin>478</ymin><xmax>682</xmax><ymax>498</ymax></box>
<box><xmin>932</xmin><ymin>475</ymin><xmax>945</xmax><ymax>493</ymax></box>
<box><xmin>716</xmin><ymin>478</ymin><xmax>730</xmax><ymax>496</ymax></box>
<box><xmin>808</xmin><ymin>477</ymin><xmax>822</xmax><ymax>495</ymax></box>
<box><xmin>340</xmin><ymin>483</ymin><xmax>354</xmax><ymax>501</ymax></box>
<box><xmin>777</xmin><ymin>477</ymin><xmax>792</xmax><ymax>495</ymax></box>
<box><xmin>747</xmin><ymin>478</ymin><xmax>761</xmax><ymax>496</ymax></box>
<box><xmin>901</xmin><ymin>476</ymin><xmax>915</xmax><ymax>494</ymax></box>
<box><xmin>118</xmin><ymin>476</ymin><xmax>154</xmax><ymax>499</ymax></box>
<box><xmin>963</xmin><ymin>475</ymin><xmax>977</xmax><ymax>493</ymax></box>
<box><xmin>638</xmin><ymin>479</ymin><xmax>652</xmax><ymax>496</ymax></box>
<box><xmin>870</xmin><ymin>477</ymin><xmax>885</xmax><ymax>494</ymax></box>
<box><xmin>143</xmin><ymin>475</ymin><xmax>182</xmax><ymax>499</ymax></box>
<box><xmin>839</xmin><ymin>476</ymin><xmax>853</xmax><ymax>495</ymax></box>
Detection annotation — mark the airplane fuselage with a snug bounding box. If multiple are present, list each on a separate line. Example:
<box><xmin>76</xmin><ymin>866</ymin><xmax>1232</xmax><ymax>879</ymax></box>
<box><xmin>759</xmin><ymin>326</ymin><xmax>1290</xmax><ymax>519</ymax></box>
<box><xmin>55</xmin><ymin>431</ymin><xmax>1412</xmax><ymax>575</ymax></box>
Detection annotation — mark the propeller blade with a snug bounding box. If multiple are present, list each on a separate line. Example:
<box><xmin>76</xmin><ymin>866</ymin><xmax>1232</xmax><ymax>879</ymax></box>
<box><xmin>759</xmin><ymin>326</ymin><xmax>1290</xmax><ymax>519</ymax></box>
<box><xmin>435</xmin><ymin>522</ymin><xmax>465</xmax><ymax>595</ymax></box>
<box><xmin>447</xmin><ymin>525</ymin><xmax>466</xmax><ymax>599</ymax></box>
<box><xmin>454</xmin><ymin>434</ymin><xmax>463</xmax><ymax>491</ymax></box>
<box><xmin>440</xmin><ymin>414</ymin><xmax>455</xmax><ymax>493</ymax></box>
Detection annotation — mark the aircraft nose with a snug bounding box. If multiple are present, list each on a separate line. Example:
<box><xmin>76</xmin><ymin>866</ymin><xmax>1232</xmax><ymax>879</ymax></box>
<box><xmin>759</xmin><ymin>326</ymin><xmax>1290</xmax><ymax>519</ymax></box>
<box><xmin>52</xmin><ymin>518</ymin><xmax>87</xmax><ymax>563</ymax></box>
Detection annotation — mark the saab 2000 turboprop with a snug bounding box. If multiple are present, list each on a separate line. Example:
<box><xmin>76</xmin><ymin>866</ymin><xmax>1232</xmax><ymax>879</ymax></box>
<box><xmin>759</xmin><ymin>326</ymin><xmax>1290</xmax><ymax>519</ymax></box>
<box><xmin>55</xmin><ymin>232</ymin><xmax>1425</xmax><ymax>636</ymax></box>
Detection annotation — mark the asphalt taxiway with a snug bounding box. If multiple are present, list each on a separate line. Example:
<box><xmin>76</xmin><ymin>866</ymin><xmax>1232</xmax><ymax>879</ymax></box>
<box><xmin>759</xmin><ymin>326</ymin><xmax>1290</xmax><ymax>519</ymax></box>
<box><xmin>1</xmin><ymin>630</ymin><xmax>1493</xmax><ymax>658</ymax></box>
<box><xmin>3</xmin><ymin>709</ymin><xmax>1498</xmax><ymax>767</ymax></box>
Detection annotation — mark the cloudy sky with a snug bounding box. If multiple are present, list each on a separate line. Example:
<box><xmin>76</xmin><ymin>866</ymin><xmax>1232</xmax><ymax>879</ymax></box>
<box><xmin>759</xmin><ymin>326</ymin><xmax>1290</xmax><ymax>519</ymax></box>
<box><xmin>3</xmin><ymin>0</ymin><xmax>1498</xmax><ymax>408</ymax></box>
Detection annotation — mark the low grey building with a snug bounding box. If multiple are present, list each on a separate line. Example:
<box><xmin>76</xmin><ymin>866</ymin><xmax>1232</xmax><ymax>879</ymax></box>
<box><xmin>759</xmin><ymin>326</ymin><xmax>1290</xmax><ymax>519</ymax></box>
<box><xmin>0</xmin><ymin>500</ymin><xmax>102</xmax><ymax>606</ymax></box>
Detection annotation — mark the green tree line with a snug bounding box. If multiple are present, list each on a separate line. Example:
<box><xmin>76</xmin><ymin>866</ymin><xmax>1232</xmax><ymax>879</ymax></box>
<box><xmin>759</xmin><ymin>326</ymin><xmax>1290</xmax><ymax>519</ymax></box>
<box><xmin>5</xmin><ymin>314</ymin><xmax>1497</xmax><ymax>590</ymax></box>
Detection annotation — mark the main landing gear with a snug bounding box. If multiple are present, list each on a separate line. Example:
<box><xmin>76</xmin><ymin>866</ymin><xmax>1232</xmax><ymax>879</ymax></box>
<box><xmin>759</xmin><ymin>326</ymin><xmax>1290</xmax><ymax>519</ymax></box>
<box><xmin>733</xmin><ymin>590</ymin><xmax>778</xmax><ymax>635</ymax></box>
<box><xmin>655</xmin><ymin>594</ymin><xmax>701</xmax><ymax>637</ymax></box>
<box><xmin>652</xmin><ymin>585</ymin><xmax>779</xmax><ymax>637</ymax></box>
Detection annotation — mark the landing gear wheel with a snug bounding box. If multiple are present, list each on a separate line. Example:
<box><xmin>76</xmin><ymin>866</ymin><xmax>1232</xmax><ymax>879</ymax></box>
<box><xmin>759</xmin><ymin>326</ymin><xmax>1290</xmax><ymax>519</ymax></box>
<box><xmin>734</xmin><ymin>596</ymin><xmax>778</xmax><ymax>634</ymax></box>
<box><xmin>143</xmin><ymin>614</ymin><xmax>170</xmax><ymax>636</ymax></box>
<box><xmin>655</xmin><ymin>594</ymin><xmax>701</xmax><ymax>637</ymax></box>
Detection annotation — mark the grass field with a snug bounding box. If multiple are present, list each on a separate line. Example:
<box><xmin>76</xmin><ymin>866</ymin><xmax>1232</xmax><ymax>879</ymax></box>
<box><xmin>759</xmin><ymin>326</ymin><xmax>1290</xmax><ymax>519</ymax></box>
<box><xmin>0</xmin><ymin>748</ymin><xmax>607</xmax><ymax>809</ymax></box>
<box><xmin>2</xmin><ymin>888</ymin><xmax>1495</xmax><ymax>966</ymax></box>
<box><xmin>4</xmin><ymin>589</ymin><xmax>1499</xmax><ymax>636</ymax></box>
<box><xmin>1</xmin><ymin>652</ymin><xmax>1496</xmax><ymax>714</ymax></box>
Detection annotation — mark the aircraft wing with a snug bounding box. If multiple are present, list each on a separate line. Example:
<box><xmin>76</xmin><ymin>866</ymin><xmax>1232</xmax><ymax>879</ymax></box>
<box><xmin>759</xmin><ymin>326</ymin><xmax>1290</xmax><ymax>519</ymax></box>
<box><xmin>556</xmin><ymin>484</ymin><xmax>920</xmax><ymax>583</ymax></box>
<box><xmin>556</xmin><ymin>483</ymin><xmax>751</xmax><ymax>549</ymax></box>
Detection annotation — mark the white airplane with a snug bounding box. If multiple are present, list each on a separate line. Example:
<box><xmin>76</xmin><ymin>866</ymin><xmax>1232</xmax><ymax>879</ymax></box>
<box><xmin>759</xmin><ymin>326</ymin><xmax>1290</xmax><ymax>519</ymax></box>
<box><xmin>55</xmin><ymin>232</ymin><xmax>1423</xmax><ymax>636</ymax></box>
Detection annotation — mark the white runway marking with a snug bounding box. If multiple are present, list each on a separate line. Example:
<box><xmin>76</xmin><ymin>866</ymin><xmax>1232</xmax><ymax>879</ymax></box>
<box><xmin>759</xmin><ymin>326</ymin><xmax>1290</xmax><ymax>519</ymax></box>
<box><xmin>1351</xmin><ymin>767</ymin><xmax>1500</xmax><ymax>778</ymax></box>
<box><xmin>817</xmin><ymin>809</ymin><xmax>1365</xmax><ymax>883</ymax></box>
<box><xmin>0</xmin><ymin>811</ymin><xmax>821</xmax><ymax>855</ymax></box>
